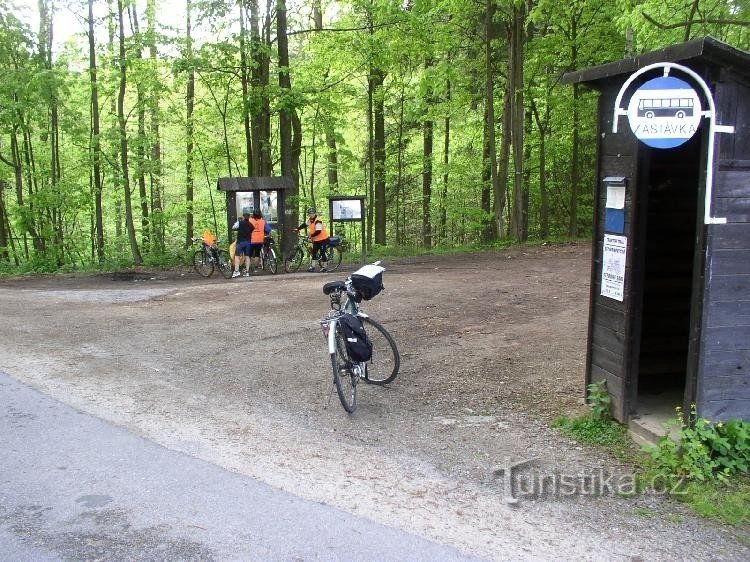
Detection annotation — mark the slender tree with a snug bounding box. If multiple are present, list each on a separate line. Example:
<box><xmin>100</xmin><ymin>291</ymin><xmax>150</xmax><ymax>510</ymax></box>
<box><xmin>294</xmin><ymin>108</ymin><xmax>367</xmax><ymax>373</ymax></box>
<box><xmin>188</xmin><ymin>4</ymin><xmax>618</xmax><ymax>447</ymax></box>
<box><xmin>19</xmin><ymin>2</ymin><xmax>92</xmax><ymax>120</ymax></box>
<box><xmin>146</xmin><ymin>0</ymin><xmax>164</xmax><ymax>251</ymax></box>
<box><xmin>87</xmin><ymin>0</ymin><xmax>104</xmax><ymax>261</ymax></box>
<box><xmin>185</xmin><ymin>0</ymin><xmax>195</xmax><ymax>247</ymax></box>
<box><xmin>116</xmin><ymin>0</ymin><xmax>142</xmax><ymax>264</ymax></box>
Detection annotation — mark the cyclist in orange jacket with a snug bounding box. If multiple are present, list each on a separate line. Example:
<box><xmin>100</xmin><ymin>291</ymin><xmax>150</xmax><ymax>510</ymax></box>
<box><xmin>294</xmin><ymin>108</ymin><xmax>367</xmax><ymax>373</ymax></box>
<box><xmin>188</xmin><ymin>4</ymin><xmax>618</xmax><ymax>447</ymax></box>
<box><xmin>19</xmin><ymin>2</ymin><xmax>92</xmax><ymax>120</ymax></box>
<box><xmin>295</xmin><ymin>207</ymin><xmax>330</xmax><ymax>272</ymax></box>
<box><xmin>248</xmin><ymin>210</ymin><xmax>267</xmax><ymax>272</ymax></box>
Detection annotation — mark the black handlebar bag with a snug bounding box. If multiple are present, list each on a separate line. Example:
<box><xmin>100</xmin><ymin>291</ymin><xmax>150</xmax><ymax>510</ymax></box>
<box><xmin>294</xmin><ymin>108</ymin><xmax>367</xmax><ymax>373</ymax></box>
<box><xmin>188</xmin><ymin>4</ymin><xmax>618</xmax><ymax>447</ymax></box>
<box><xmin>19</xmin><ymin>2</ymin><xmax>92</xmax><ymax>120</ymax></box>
<box><xmin>350</xmin><ymin>264</ymin><xmax>385</xmax><ymax>301</ymax></box>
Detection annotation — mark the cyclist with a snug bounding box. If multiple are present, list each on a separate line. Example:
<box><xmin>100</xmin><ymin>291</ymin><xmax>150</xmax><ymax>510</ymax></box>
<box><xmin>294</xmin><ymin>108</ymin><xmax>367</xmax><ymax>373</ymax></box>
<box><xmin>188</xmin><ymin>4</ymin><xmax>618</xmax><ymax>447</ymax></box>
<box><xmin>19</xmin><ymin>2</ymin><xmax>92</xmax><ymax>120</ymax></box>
<box><xmin>248</xmin><ymin>210</ymin><xmax>268</xmax><ymax>272</ymax></box>
<box><xmin>295</xmin><ymin>207</ymin><xmax>330</xmax><ymax>272</ymax></box>
<box><xmin>201</xmin><ymin>228</ymin><xmax>219</xmax><ymax>261</ymax></box>
<box><xmin>232</xmin><ymin>208</ymin><xmax>254</xmax><ymax>278</ymax></box>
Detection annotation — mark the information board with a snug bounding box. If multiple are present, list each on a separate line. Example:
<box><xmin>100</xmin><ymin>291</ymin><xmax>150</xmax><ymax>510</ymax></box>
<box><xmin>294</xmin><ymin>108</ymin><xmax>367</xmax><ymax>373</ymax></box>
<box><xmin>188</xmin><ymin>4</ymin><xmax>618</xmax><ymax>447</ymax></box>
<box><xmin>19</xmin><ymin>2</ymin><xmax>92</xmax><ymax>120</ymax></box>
<box><xmin>601</xmin><ymin>234</ymin><xmax>627</xmax><ymax>301</ymax></box>
<box><xmin>332</xmin><ymin>199</ymin><xmax>363</xmax><ymax>221</ymax></box>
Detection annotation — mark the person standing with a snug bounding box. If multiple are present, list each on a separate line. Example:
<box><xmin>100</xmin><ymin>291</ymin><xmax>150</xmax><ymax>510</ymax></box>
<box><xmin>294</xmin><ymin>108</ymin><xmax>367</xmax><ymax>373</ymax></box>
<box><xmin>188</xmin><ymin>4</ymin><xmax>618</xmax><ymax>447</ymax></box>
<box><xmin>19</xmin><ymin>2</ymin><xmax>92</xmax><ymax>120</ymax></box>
<box><xmin>296</xmin><ymin>207</ymin><xmax>330</xmax><ymax>272</ymax></box>
<box><xmin>248</xmin><ymin>210</ymin><xmax>266</xmax><ymax>272</ymax></box>
<box><xmin>232</xmin><ymin>208</ymin><xmax>254</xmax><ymax>278</ymax></box>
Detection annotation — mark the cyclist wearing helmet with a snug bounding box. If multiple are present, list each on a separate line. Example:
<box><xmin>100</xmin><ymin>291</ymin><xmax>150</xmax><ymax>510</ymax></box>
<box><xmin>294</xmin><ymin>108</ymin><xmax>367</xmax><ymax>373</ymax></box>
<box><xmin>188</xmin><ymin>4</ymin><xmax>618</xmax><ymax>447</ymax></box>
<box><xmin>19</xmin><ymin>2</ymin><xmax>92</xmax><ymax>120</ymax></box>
<box><xmin>295</xmin><ymin>207</ymin><xmax>330</xmax><ymax>272</ymax></box>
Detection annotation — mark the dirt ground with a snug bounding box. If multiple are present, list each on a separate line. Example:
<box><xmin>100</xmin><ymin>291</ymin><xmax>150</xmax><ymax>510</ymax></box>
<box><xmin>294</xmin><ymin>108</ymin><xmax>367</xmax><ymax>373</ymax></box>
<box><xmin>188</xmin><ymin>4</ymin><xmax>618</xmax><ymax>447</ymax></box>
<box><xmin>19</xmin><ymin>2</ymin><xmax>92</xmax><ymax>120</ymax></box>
<box><xmin>0</xmin><ymin>243</ymin><xmax>747</xmax><ymax>560</ymax></box>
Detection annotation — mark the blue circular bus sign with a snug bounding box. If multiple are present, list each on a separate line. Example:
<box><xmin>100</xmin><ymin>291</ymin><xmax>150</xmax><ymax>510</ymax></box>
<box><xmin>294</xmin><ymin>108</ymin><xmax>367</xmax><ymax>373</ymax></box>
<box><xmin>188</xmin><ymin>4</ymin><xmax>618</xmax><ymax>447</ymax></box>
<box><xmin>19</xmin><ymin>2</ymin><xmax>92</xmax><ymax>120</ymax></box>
<box><xmin>626</xmin><ymin>76</ymin><xmax>702</xmax><ymax>149</ymax></box>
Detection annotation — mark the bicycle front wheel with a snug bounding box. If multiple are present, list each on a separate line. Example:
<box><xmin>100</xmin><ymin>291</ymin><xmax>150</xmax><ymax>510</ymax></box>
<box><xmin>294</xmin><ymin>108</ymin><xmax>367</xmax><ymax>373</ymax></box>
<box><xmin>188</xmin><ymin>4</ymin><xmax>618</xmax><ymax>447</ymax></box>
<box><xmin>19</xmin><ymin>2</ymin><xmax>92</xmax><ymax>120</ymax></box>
<box><xmin>361</xmin><ymin>316</ymin><xmax>400</xmax><ymax>385</ymax></box>
<box><xmin>192</xmin><ymin>249</ymin><xmax>214</xmax><ymax>277</ymax></box>
<box><xmin>326</xmin><ymin>246</ymin><xmax>343</xmax><ymax>272</ymax></box>
<box><xmin>284</xmin><ymin>247</ymin><xmax>304</xmax><ymax>273</ymax></box>
<box><xmin>266</xmin><ymin>248</ymin><xmax>278</xmax><ymax>274</ymax></box>
<box><xmin>217</xmin><ymin>250</ymin><xmax>234</xmax><ymax>279</ymax></box>
<box><xmin>331</xmin><ymin>323</ymin><xmax>357</xmax><ymax>412</ymax></box>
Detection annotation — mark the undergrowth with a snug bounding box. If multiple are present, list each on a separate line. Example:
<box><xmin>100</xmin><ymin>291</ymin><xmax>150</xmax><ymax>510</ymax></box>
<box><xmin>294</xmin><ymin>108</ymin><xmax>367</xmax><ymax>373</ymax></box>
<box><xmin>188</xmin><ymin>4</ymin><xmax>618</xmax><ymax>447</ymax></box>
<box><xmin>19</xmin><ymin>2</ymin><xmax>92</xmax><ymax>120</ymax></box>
<box><xmin>553</xmin><ymin>381</ymin><xmax>750</xmax><ymax>528</ymax></box>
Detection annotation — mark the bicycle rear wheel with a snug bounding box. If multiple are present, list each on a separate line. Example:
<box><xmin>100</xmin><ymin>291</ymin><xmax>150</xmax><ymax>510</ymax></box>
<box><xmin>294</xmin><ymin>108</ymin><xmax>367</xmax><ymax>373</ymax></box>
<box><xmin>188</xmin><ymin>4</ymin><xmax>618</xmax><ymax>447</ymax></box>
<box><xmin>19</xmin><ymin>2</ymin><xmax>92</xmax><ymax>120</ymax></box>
<box><xmin>284</xmin><ymin>247</ymin><xmax>304</xmax><ymax>273</ymax></box>
<box><xmin>361</xmin><ymin>316</ymin><xmax>400</xmax><ymax>385</ymax></box>
<box><xmin>266</xmin><ymin>248</ymin><xmax>278</xmax><ymax>274</ymax></box>
<box><xmin>192</xmin><ymin>249</ymin><xmax>214</xmax><ymax>277</ymax></box>
<box><xmin>325</xmin><ymin>246</ymin><xmax>343</xmax><ymax>272</ymax></box>
<box><xmin>217</xmin><ymin>250</ymin><xmax>234</xmax><ymax>279</ymax></box>
<box><xmin>331</xmin><ymin>323</ymin><xmax>357</xmax><ymax>412</ymax></box>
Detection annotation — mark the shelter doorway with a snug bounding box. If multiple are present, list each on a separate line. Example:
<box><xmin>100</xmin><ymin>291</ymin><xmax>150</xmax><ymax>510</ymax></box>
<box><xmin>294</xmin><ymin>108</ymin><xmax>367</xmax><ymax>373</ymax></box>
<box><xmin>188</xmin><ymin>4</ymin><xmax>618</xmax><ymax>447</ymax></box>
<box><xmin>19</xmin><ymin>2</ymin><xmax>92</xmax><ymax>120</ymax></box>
<box><xmin>632</xmin><ymin>132</ymin><xmax>702</xmax><ymax>418</ymax></box>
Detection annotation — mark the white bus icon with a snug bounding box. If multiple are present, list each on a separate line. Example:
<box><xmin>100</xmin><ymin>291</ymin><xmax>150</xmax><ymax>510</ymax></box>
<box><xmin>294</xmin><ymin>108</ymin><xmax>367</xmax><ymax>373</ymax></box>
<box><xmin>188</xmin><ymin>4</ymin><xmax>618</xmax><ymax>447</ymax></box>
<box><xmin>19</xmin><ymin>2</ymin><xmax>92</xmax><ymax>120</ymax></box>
<box><xmin>637</xmin><ymin>97</ymin><xmax>694</xmax><ymax>119</ymax></box>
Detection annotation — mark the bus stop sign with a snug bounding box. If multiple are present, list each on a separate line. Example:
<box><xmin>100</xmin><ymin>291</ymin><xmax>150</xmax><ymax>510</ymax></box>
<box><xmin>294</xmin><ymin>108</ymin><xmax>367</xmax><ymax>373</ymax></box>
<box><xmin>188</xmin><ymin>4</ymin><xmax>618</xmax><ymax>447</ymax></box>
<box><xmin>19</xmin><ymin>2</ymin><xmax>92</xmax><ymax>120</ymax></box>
<box><xmin>626</xmin><ymin>76</ymin><xmax>702</xmax><ymax>149</ymax></box>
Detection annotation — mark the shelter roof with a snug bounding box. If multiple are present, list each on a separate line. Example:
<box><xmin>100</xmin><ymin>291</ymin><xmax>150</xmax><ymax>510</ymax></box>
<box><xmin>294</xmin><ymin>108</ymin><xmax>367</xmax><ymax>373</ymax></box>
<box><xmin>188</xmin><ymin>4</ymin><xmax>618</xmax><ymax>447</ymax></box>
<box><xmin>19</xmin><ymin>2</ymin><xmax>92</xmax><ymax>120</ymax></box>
<box><xmin>217</xmin><ymin>177</ymin><xmax>294</xmax><ymax>191</ymax></box>
<box><xmin>562</xmin><ymin>36</ymin><xmax>750</xmax><ymax>89</ymax></box>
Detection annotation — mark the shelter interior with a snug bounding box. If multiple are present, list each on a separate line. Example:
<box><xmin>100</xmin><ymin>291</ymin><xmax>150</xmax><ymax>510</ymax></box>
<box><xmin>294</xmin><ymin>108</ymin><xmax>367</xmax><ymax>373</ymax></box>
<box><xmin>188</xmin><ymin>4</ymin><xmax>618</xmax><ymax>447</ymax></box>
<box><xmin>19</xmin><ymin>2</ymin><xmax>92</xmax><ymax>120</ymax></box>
<box><xmin>632</xmin><ymin>131</ymin><xmax>702</xmax><ymax>417</ymax></box>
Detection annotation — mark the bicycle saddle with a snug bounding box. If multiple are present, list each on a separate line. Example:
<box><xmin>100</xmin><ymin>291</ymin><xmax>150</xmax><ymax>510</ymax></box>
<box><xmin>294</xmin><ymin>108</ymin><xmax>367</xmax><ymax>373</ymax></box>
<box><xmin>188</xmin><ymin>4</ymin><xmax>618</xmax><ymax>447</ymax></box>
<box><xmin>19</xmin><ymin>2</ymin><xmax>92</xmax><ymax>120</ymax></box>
<box><xmin>323</xmin><ymin>281</ymin><xmax>346</xmax><ymax>295</ymax></box>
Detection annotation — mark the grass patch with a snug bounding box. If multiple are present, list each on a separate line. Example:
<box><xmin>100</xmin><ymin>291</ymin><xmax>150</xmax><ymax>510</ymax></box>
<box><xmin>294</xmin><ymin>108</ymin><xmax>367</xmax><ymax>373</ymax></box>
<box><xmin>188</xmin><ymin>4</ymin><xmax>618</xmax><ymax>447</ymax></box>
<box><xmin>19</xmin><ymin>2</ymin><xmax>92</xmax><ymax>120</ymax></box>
<box><xmin>674</xmin><ymin>475</ymin><xmax>750</xmax><ymax>527</ymax></box>
<box><xmin>553</xmin><ymin>412</ymin><xmax>749</xmax><ymax>530</ymax></box>
<box><xmin>552</xmin><ymin>414</ymin><xmax>633</xmax><ymax>458</ymax></box>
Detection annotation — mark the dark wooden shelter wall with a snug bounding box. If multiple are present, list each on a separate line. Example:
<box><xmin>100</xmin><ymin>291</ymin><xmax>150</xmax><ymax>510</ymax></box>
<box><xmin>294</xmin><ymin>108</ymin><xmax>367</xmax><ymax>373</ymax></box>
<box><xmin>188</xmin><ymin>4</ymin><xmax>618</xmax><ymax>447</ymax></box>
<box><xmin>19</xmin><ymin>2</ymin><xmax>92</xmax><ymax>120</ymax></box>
<box><xmin>587</xmin><ymin>88</ymin><xmax>638</xmax><ymax>421</ymax></box>
<box><xmin>696</xmin><ymin>78</ymin><xmax>750</xmax><ymax>421</ymax></box>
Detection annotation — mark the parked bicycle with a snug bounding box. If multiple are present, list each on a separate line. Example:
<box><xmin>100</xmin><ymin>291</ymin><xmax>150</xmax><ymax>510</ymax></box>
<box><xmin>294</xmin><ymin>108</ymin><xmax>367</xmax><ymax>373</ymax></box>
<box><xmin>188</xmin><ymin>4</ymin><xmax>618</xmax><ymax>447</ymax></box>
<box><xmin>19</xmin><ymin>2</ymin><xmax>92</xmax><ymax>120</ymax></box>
<box><xmin>319</xmin><ymin>262</ymin><xmax>400</xmax><ymax>413</ymax></box>
<box><xmin>260</xmin><ymin>235</ymin><xmax>278</xmax><ymax>274</ymax></box>
<box><xmin>284</xmin><ymin>233</ymin><xmax>344</xmax><ymax>273</ymax></box>
<box><xmin>192</xmin><ymin>234</ymin><xmax>233</xmax><ymax>279</ymax></box>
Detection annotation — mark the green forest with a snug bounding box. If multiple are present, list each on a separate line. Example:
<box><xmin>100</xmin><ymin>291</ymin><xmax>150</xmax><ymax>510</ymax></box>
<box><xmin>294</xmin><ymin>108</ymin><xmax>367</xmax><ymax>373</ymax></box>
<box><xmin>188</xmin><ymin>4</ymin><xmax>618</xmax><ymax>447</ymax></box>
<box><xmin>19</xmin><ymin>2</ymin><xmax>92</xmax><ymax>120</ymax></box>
<box><xmin>0</xmin><ymin>0</ymin><xmax>747</xmax><ymax>272</ymax></box>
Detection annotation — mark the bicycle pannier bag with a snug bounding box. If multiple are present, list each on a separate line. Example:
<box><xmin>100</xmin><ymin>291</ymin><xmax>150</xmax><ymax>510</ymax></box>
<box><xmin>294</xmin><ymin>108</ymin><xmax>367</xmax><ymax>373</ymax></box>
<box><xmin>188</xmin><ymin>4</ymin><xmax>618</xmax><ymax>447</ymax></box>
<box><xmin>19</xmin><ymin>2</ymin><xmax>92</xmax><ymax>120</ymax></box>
<box><xmin>351</xmin><ymin>264</ymin><xmax>385</xmax><ymax>301</ymax></box>
<box><xmin>328</xmin><ymin>236</ymin><xmax>341</xmax><ymax>247</ymax></box>
<box><xmin>339</xmin><ymin>314</ymin><xmax>373</xmax><ymax>362</ymax></box>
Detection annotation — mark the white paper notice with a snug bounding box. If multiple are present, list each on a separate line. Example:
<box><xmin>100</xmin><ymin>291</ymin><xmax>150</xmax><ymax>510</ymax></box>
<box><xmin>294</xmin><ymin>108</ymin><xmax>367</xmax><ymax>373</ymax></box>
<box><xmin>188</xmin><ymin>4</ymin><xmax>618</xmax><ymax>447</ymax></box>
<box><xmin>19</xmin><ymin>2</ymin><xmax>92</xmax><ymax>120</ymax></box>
<box><xmin>601</xmin><ymin>234</ymin><xmax>627</xmax><ymax>301</ymax></box>
<box><xmin>606</xmin><ymin>185</ymin><xmax>626</xmax><ymax>209</ymax></box>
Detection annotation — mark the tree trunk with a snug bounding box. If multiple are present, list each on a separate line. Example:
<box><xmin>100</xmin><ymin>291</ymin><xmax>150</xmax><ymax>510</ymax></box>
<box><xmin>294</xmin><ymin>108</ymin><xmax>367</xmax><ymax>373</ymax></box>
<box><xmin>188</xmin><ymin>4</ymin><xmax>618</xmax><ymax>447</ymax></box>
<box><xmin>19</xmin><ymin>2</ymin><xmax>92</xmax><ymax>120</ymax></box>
<box><xmin>531</xmin><ymin>97</ymin><xmax>551</xmax><ymax>238</ymax></box>
<box><xmin>185</xmin><ymin>0</ymin><xmax>195</xmax><ymax>247</ymax></box>
<box><xmin>38</xmin><ymin>0</ymin><xmax>63</xmax><ymax>258</ymax></box>
<box><xmin>129</xmin><ymin>4</ymin><xmax>150</xmax><ymax>251</ymax></box>
<box><xmin>481</xmin><ymin>0</ymin><xmax>496</xmax><ymax>243</ymax></box>
<box><xmin>509</xmin><ymin>4</ymin><xmax>526</xmax><ymax>242</ymax></box>
<box><xmin>0</xmin><ymin>180</ymin><xmax>7</xmax><ymax>261</ymax></box>
<box><xmin>496</xmin><ymin>76</ymin><xmax>511</xmax><ymax>240</ymax></box>
<box><xmin>117</xmin><ymin>0</ymin><xmax>142</xmax><ymax>264</ymax></box>
<box><xmin>88</xmin><ymin>0</ymin><xmax>104</xmax><ymax>261</ymax></box>
<box><xmin>366</xmin><ymin>70</ymin><xmax>374</xmax><ymax>252</ymax></box>
<box><xmin>569</xmin><ymin>96</ymin><xmax>580</xmax><ymax>236</ymax></box>
<box><xmin>239</xmin><ymin>0</ymin><xmax>253</xmax><ymax>175</ymax></box>
<box><xmin>277</xmin><ymin>0</ymin><xmax>299</xmax><ymax>257</ymax></box>
<box><xmin>395</xmin><ymin>85</ymin><xmax>405</xmax><ymax>245</ymax></box>
<box><xmin>440</xmin><ymin>79</ymin><xmax>450</xmax><ymax>245</ymax></box>
<box><xmin>107</xmin><ymin>0</ymin><xmax>123</xmax><ymax>240</ymax></box>
<box><xmin>18</xmin><ymin>112</ymin><xmax>44</xmax><ymax>252</ymax></box>
<box><xmin>372</xmin><ymin>68</ymin><xmax>386</xmax><ymax>245</ymax></box>
<box><xmin>421</xmin><ymin>57</ymin><xmax>434</xmax><ymax>249</ymax></box>
<box><xmin>568</xmin><ymin>19</ymin><xmax>579</xmax><ymax>238</ymax></box>
<box><xmin>146</xmin><ymin>0</ymin><xmax>164</xmax><ymax>251</ymax></box>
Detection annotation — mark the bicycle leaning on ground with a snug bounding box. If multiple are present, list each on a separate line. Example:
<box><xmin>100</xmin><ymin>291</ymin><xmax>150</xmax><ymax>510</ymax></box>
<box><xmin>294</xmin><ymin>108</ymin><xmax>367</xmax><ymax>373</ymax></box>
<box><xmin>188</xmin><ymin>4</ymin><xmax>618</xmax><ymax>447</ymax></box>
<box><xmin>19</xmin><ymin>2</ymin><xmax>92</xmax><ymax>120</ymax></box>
<box><xmin>191</xmin><ymin>236</ymin><xmax>233</xmax><ymax>279</ymax></box>
<box><xmin>319</xmin><ymin>262</ymin><xmax>400</xmax><ymax>413</ymax></box>
<box><xmin>284</xmin><ymin>233</ymin><xmax>344</xmax><ymax>273</ymax></box>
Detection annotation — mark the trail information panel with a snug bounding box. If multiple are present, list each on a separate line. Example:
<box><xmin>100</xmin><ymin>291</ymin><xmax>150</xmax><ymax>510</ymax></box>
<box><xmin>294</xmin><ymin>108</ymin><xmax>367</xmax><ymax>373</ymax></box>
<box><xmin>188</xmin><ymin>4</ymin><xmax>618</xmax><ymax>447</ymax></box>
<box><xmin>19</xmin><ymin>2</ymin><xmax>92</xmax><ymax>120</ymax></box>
<box><xmin>601</xmin><ymin>234</ymin><xmax>627</xmax><ymax>301</ymax></box>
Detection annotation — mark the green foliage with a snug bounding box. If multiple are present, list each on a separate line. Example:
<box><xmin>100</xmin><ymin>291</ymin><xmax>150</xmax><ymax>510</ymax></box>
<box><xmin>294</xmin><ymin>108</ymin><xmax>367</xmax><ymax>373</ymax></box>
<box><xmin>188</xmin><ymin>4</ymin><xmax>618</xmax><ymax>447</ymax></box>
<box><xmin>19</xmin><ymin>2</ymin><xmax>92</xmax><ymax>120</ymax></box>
<box><xmin>1</xmin><ymin>1</ymin><xmax>747</xmax><ymax>272</ymax></box>
<box><xmin>678</xmin><ymin>476</ymin><xmax>750</xmax><ymax>527</ymax></box>
<box><xmin>552</xmin><ymin>414</ymin><xmax>633</xmax><ymax>457</ymax></box>
<box><xmin>646</xmin><ymin>406</ymin><xmax>750</xmax><ymax>484</ymax></box>
<box><xmin>587</xmin><ymin>379</ymin><xmax>613</xmax><ymax>421</ymax></box>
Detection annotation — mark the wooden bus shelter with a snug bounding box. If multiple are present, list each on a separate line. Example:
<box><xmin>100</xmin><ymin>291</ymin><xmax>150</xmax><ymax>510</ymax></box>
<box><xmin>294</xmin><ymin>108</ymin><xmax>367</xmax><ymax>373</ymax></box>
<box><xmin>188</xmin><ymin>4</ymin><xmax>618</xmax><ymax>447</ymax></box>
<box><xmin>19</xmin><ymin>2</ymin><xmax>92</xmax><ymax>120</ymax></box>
<box><xmin>563</xmin><ymin>37</ymin><xmax>750</xmax><ymax>424</ymax></box>
<box><xmin>216</xmin><ymin>176</ymin><xmax>294</xmax><ymax>254</ymax></box>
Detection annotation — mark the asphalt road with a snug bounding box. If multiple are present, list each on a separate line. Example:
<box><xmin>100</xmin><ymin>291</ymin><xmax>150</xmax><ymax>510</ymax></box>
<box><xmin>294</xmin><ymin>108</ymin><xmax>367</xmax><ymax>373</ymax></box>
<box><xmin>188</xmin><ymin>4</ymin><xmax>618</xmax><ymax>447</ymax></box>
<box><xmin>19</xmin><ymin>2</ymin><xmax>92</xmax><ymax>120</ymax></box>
<box><xmin>0</xmin><ymin>370</ymin><xmax>475</xmax><ymax>561</ymax></box>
